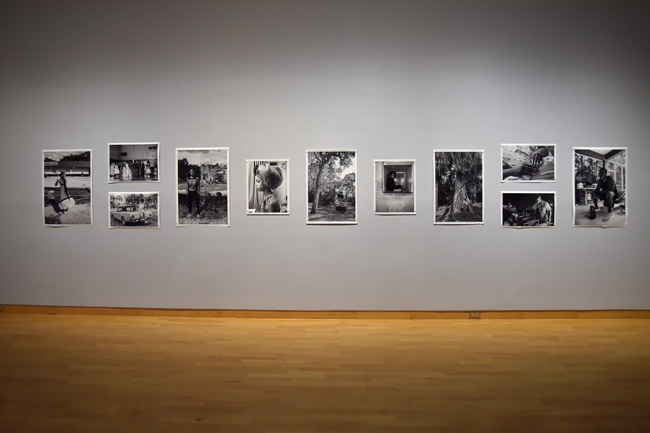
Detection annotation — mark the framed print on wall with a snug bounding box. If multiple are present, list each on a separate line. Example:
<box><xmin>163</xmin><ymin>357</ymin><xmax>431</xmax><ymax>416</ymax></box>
<box><xmin>501</xmin><ymin>144</ymin><xmax>556</xmax><ymax>182</ymax></box>
<box><xmin>43</xmin><ymin>149</ymin><xmax>92</xmax><ymax>226</ymax></box>
<box><xmin>433</xmin><ymin>150</ymin><xmax>484</xmax><ymax>225</ymax></box>
<box><xmin>306</xmin><ymin>150</ymin><xmax>357</xmax><ymax>225</ymax></box>
<box><xmin>374</xmin><ymin>159</ymin><xmax>416</xmax><ymax>215</ymax></box>
<box><xmin>176</xmin><ymin>147</ymin><xmax>230</xmax><ymax>227</ymax></box>
<box><xmin>573</xmin><ymin>147</ymin><xmax>627</xmax><ymax>228</ymax></box>
<box><xmin>108</xmin><ymin>192</ymin><xmax>160</xmax><ymax>229</ymax></box>
<box><xmin>501</xmin><ymin>192</ymin><xmax>556</xmax><ymax>228</ymax></box>
<box><xmin>246</xmin><ymin>160</ymin><xmax>289</xmax><ymax>214</ymax></box>
<box><xmin>108</xmin><ymin>142</ymin><xmax>160</xmax><ymax>183</ymax></box>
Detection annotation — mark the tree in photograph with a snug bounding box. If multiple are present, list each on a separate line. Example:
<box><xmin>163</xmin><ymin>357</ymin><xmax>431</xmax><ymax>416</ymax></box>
<box><xmin>308</xmin><ymin>152</ymin><xmax>354</xmax><ymax>214</ymax></box>
<box><xmin>436</xmin><ymin>152</ymin><xmax>482</xmax><ymax>222</ymax></box>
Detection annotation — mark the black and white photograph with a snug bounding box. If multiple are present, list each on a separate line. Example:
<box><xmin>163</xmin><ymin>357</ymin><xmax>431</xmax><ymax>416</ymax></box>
<box><xmin>108</xmin><ymin>142</ymin><xmax>160</xmax><ymax>183</ymax></box>
<box><xmin>43</xmin><ymin>150</ymin><xmax>92</xmax><ymax>226</ymax></box>
<box><xmin>307</xmin><ymin>151</ymin><xmax>357</xmax><ymax>224</ymax></box>
<box><xmin>374</xmin><ymin>160</ymin><xmax>416</xmax><ymax>215</ymax></box>
<box><xmin>573</xmin><ymin>147</ymin><xmax>627</xmax><ymax>227</ymax></box>
<box><xmin>109</xmin><ymin>192</ymin><xmax>160</xmax><ymax>229</ymax></box>
<box><xmin>433</xmin><ymin>150</ymin><xmax>484</xmax><ymax>224</ymax></box>
<box><xmin>501</xmin><ymin>144</ymin><xmax>556</xmax><ymax>182</ymax></box>
<box><xmin>501</xmin><ymin>192</ymin><xmax>556</xmax><ymax>228</ymax></box>
<box><xmin>246</xmin><ymin>160</ymin><xmax>289</xmax><ymax>214</ymax></box>
<box><xmin>176</xmin><ymin>148</ymin><xmax>229</xmax><ymax>227</ymax></box>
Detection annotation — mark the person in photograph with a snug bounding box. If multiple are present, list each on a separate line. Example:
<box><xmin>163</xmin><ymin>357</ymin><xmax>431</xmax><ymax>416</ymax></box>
<box><xmin>122</xmin><ymin>162</ymin><xmax>132</xmax><ymax>181</ymax></box>
<box><xmin>186</xmin><ymin>168</ymin><xmax>201</xmax><ymax>216</ymax></box>
<box><xmin>255</xmin><ymin>163</ymin><xmax>284</xmax><ymax>213</ymax></box>
<box><xmin>593</xmin><ymin>167</ymin><xmax>618</xmax><ymax>222</ymax></box>
<box><xmin>531</xmin><ymin>195</ymin><xmax>552</xmax><ymax>224</ymax></box>
<box><xmin>386</xmin><ymin>171</ymin><xmax>400</xmax><ymax>192</ymax></box>
<box><xmin>54</xmin><ymin>171</ymin><xmax>75</xmax><ymax>213</ymax></box>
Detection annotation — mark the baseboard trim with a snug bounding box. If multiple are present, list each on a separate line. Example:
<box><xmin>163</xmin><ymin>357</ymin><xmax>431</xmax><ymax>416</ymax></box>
<box><xmin>1</xmin><ymin>304</ymin><xmax>649</xmax><ymax>319</ymax></box>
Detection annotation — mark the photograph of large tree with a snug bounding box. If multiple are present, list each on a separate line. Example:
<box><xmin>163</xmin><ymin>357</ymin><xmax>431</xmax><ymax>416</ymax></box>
<box><xmin>307</xmin><ymin>151</ymin><xmax>357</xmax><ymax>224</ymax></box>
<box><xmin>434</xmin><ymin>150</ymin><xmax>484</xmax><ymax>224</ymax></box>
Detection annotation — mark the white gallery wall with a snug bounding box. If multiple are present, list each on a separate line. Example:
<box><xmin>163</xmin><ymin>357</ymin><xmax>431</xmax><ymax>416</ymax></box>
<box><xmin>1</xmin><ymin>0</ymin><xmax>649</xmax><ymax>310</ymax></box>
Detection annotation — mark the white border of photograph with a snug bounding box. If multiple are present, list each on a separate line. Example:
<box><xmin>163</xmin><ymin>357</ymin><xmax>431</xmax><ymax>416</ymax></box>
<box><xmin>42</xmin><ymin>149</ymin><xmax>93</xmax><ymax>227</ymax></box>
<box><xmin>373</xmin><ymin>159</ymin><xmax>416</xmax><ymax>215</ymax></box>
<box><xmin>501</xmin><ymin>191</ymin><xmax>556</xmax><ymax>229</ymax></box>
<box><xmin>433</xmin><ymin>149</ymin><xmax>485</xmax><ymax>225</ymax></box>
<box><xmin>246</xmin><ymin>159</ymin><xmax>290</xmax><ymax>215</ymax></box>
<box><xmin>306</xmin><ymin>150</ymin><xmax>358</xmax><ymax>225</ymax></box>
<box><xmin>175</xmin><ymin>147</ymin><xmax>230</xmax><ymax>227</ymax></box>
<box><xmin>108</xmin><ymin>142</ymin><xmax>160</xmax><ymax>183</ymax></box>
<box><xmin>500</xmin><ymin>144</ymin><xmax>557</xmax><ymax>183</ymax></box>
<box><xmin>572</xmin><ymin>147</ymin><xmax>627</xmax><ymax>228</ymax></box>
<box><xmin>108</xmin><ymin>192</ymin><xmax>160</xmax><ymax>229</ymax></box>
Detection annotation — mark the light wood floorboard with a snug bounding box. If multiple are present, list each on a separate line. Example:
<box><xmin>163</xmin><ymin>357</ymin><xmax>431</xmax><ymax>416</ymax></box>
<box><xmin>1</xmin><ymin>314</ymin><xmax>649</xmax><ymax>433</ymax></box>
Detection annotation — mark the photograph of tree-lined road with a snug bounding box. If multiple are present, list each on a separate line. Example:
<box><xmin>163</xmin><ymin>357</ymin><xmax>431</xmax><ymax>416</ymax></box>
<box><xmin>307</xmin><ymin>151</ymin><xmax>357</xmax><ymax>224</ymax></box>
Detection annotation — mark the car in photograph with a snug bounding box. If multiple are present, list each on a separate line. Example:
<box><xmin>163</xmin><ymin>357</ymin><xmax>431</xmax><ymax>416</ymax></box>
<box><xmin>111</xmin><ymin>206</ymin><xmax>152</xmax><ymax>225</ymax></box>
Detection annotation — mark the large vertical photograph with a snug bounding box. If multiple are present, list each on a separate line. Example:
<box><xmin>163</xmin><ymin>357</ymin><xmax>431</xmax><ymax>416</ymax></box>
<box><xmin>433</xmin><ymin>150</ymin><xmax>484</xmax><ymax>224</ymax></box>
<box><xmin>108</xmin><ymin>142</ymin><xmax>160</xmax><ymax>183</ymax></box>
<box><xmin>246</xmin><ymin>160</ymin><xmax>289</xmax><ymax>214</ymax></box>
<box><xmin>109</xmin><ymin>192</ymin><xmax>160</xmax><ymax>229</ymax></box>
<box><xmin>573</xmin><ymin>147</ymin><xmax>627</xmax><ymax>227</ymax></box>
<box><xmin>374</xmin><ymin>160</ymin><xmax>416</xmax><ymax>215</ymax></box>
<box><xmin>43</xmin><ymin>150</ymin><xmax>92</xmax><ymax>226</ymax></box>
<box><xmin>501</xmin><ymin>144</ymin><xmax>556</xmax><ymax>182</ymax></box>
<box><xmin>502</xmin><ymin>192</ymin><xmax>556</xmax><ymax>228</ymax></box>
<box><xmin>176</xmin><ymin>148</ymin><xmax>229</xmax><ymax>227</ymax></box>
<box><xmin>307</xmin><ymin>151</ymin><xmax>357</xmax><ymax>224</ymax></box>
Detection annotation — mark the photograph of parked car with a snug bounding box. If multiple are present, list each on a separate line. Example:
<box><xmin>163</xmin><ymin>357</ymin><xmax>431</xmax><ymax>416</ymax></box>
<box><xmin>109</xmin><ymin>192</ymin><xmax>160</xmax><ymax>229</ymax></box>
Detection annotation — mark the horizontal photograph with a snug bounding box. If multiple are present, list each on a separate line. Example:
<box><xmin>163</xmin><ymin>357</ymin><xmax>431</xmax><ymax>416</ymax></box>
<box><xmin>307</xmin><ymin>151</ymin><xmax>357</xmax><ymax>224</ymax></box>
<box><xmin>43</xmin><ymin>149</ymin><xmax>92</xmax><ymax>226</ymax></box>
<box><xmin>374</xmin><ymin>160</ymin><xmax>416</xmax><ymax>215</ymax></box>
<box><xmin>501</xmin><ymin>144</ymin><xmax>556</xmax><ymax>182</ymax></box>
<box><xmin>573</xmin><ymin>147</ymin><xmax>627</xmax><ymax>227</ymax></box>
<box><xmin>501</xmin><ymin>192</ymin><xmax>556</xmax><ymax>228</ymax></box>
<box><xmin>108</xmin><ymin>142</ymin><xmax>160</xmax><ymax>183</ymax></box>
<box><xmin>246</xmin><ymin>160</ymin><xmax>289</xmax><ymax>214</ymax></box>
<box><xmin>109</xmin><ymin>192</ymin><xmax>160</xmax><ymax>229</ymax></box>
<box><xmin>176</xmin><ymin>147</ymin><xmax>230</xmax><ymax>226</ymax></box>
<box><xmin>434</xmin><ymin>150</ymin><xmax>484</xmax><ymax>224</ymax></box>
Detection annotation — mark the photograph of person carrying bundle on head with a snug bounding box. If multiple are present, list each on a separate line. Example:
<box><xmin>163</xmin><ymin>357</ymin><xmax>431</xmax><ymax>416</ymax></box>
<box><xmin>573</xmin><ymin>147</ymin><xmax>627</xmax><ymax>227</ymax></box>
<box><xmin>176</xmin><ymin>148</ymin><xmax>229</xmax><ymax>227</ymax></box>
<box><xmin>43</xmin><ymin>150</ymin><xmax>92</xmax><ymax>226</ymax></box>
<box><xmin>501</xmin><ymin>144</ymin><xmax>556</xmax><ymax>182</ymax></box>
<box><xmin>246</xmin><ymin>160</ymin><xmax>289</xmax><ymax>214</ymax></box>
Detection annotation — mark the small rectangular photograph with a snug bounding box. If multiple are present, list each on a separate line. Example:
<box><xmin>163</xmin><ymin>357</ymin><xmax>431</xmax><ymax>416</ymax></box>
<box><xmin>501</xmin><ymin>192</ymin><xmax>556</xmax><ymax>228</ymax></box>
<box><xmin>108</xmin><ymin>142</ymin><xmax>160</xmax><ymax>183</ymax></box>
<box><xmin>109</xmin><ymin>192</ymin><xmax>160</xmax><ymax>229</ymax></box>
<box><xmin>43</xmin><ymin>149</ymin><xmax>92</xmax><ymax>226</ymax></box>
<box><xmin>374</xmin><ymin>160</ymin><xmax>416</xmax><ymax>215</ymax></box>
<box><xmin>573</xmin><ymin>147</ymin><xmax>627</xmax><ymax>227</ymax></box>
<box><xmin>246</xmin><ymin>160</ymin><xmax>289</xmax><ymax>214</ymax></box>
<box><xmin>433</xmin><ymin>150</ymin><xmax>484</xmax><ymax>224</ymax></box>
<box><xmin>307</xmin><ymin>150</ymin><xmax>357</xmax><ymax>224</ymax></box>
<box><xmin>176</xmin><ymin>147</ymin><xmax>230</xmax><ymax>227</ymax></box>
<box><xmin>501</xmin><ymin>144</ymin><xmax>556</xmax><ymax>182</ymax></box>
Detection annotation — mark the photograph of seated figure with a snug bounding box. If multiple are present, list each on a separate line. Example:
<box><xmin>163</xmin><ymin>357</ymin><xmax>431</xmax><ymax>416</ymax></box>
<box><xmin>502</xmin><ymin>192</ymin><xmax>555</xmax><ymax>228</ymax></box>
<box><xmin>573</xmin><ymin>147</ymin><xmax>627</xmax><ymax>227</ymax></box>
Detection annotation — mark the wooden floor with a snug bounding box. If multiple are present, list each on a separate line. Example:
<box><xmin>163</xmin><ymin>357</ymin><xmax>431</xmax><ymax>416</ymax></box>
<box><xmin>1</xmin><ymin>314</ymin><xmax>649</xmax><ymax>433</ymax></box>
